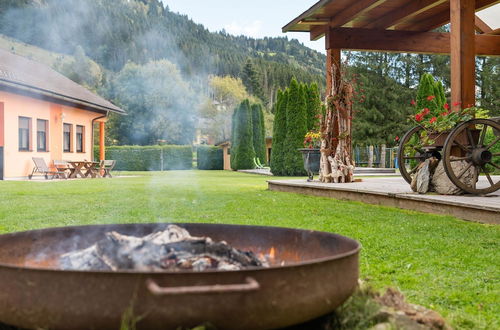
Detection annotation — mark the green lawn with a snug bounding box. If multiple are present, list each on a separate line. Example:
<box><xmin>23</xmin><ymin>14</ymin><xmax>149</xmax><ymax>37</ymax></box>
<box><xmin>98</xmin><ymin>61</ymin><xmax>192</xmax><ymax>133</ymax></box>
<box><xmin>0</xmin><ymin>171</ymin><xmax>498</xmax><ymax>329</ymax></box>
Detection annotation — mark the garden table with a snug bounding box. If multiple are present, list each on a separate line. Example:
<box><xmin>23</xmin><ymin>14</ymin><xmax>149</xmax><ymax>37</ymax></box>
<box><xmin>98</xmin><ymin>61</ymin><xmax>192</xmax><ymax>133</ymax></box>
<box><xmin>68</xmin><ymin>161</ymin><xmax>100</xmax><ymax>178</ymax></box>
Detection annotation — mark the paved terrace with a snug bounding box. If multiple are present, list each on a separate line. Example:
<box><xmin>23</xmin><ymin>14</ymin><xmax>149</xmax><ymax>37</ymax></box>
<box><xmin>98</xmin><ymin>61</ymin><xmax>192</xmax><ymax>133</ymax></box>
<box><xmin>268</xmin><ymin>177</ymin><xmax>500</xmax><ymax>225</ymax></box>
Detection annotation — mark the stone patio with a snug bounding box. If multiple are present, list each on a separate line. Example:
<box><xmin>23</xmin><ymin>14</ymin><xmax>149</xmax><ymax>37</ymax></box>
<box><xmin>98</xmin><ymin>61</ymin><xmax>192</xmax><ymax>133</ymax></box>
<box><xmin>268</xmin><ymin>176</ymin><xmax>500</xmax><ymax>225</ymax></box>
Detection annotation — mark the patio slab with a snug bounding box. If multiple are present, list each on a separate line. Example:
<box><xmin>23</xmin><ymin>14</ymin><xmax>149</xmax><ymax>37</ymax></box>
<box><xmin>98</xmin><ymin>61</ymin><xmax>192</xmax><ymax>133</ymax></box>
<box><xmin>268</xmin><ymin>176</ymin><xmax>500</xmax><ymax>225</ymax></box>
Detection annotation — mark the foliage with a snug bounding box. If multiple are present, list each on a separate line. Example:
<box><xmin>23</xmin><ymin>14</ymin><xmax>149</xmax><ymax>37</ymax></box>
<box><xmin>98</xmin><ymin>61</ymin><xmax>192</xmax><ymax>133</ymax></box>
<box><xmin>305</xmin><ymin>82</ymin><xmax>321</xmax><ymax>131</ymax></box>
<box><xmin>196</xmin><ymin>146</ymin><xmax>223</xmax><ymax>170</ymax></box>
<box><xmin>107</xmin><ymin>60</ymin><xmax>197</xmax><ymax>145</ymax></box>
<box><xmin>251</xmin><ymin>103</ymin><xmax>266</xmax><ymax>164</ymax></box>
<box><xmin>284</xmin><ymin>78</ymin><xmax>307</xmax><ymax>176</ymax></box>
<box><xmin>101</xmin><ymin>145</ymin><xmax>192</xmax><ymax>171</ymax></box>
<box><xmin>230</xmin><ymin>105</ymin><xmax>240</xmax><ymax>170</ymax></box>
<box><xmin>0</xmin><ymin>171</ymin><xmax>498</xmax><ymax>329</ymax></box>
<box><xmin>231</xmin><ymin>100</ymin><xmax>255</xmax><ymax>170</ymax></box>
<box><xmin>270</xmin><ymin>89</ymin><xmax>287</xmax><ymax>175</ymax></box>
<box><xmin>199</xmin><ymin>76</ymin><xmax>250</xmax><ymax>143</ymax></box>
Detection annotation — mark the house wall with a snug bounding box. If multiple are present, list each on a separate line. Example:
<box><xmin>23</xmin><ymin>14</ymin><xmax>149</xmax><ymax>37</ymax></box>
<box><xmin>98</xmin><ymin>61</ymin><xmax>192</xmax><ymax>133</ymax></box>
<box><xmin>0</xmin><ymin>91</ymin><xmax>102</xmax><ymax>178</ymax></box>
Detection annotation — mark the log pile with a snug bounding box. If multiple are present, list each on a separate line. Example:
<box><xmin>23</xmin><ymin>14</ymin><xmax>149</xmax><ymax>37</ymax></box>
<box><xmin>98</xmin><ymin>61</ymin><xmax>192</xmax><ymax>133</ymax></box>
<box><xmin>60</xmin><ymin>225</ymin><xmax>267</xmax><ymax>272</ymax></box>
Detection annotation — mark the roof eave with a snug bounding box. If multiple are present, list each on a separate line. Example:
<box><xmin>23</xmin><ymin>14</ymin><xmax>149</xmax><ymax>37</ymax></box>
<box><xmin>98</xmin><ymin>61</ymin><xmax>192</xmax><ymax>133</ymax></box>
<box><xmin>282</xmin><ymin>0</ymin><xmax>331</xmax><ymax>33</ymax></box>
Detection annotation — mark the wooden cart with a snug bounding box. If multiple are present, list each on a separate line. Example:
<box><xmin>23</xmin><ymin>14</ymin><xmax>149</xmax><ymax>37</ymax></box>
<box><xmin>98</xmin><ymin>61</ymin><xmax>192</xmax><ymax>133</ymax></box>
<box><xmin>398</xmin><ymin>118</ymin><xmax>500</xmax><ymax>194</ymax></box>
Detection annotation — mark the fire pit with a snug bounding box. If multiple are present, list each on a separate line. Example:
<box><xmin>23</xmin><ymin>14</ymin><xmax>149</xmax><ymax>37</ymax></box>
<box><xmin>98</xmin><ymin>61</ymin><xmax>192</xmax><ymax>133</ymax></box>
<box><xmin>0</xmin><ymin>223</ymin><xmax>360</xmax><ymax>329</ymax></box>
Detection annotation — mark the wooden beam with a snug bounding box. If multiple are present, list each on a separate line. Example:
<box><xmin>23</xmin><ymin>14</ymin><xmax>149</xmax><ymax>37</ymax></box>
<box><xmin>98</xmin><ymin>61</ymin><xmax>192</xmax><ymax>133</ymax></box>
<box><xmin>488</xmin><ymin>28</ymin><xmax>500</xmax><ymax>35</ymax></box>
<box><xmin>310</xmin><ymin>25</ymin><xmax>327</xmax><ymax>41</ymax></box>
<box><xmin>450</xmin><ymin>0</ymin><xmax>476</xmax><ymax>110</ymax></box>
<box><xmin>329</xmin><ymin>0</ymin><xmax>386</xmax><ymax>28</ymax></box>
<box><xmin>326</xmin><ymin>27</ymin><xmax>500</xmax><ymax>56</ymax></box>
<box><xmin>395</xmin><ymin>0</ymin><xmax>499</xmax><ymax>31</ymax></box>
<box><xmin>475</xmin><ymin>15</ymin><xmax>493</xmax><ymax>33</ymax></box>
<box><xmin>362</xmin><ymin>0</ymin><xmax>446</xmax><ymax>29</ymax></box>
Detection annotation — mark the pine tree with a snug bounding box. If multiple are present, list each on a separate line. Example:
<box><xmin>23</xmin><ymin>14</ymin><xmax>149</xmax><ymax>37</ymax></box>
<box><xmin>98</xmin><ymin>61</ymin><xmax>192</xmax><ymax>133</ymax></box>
<box><xmin>241</xmin><ymin>58</ymin><xmax>265</xmax><ymax>101</ymax></box>
<box><xmin>271</xmin><ymin>89</ymin><xmax>287</xmax><ymax>175</ymax></box>
<box><xmin>284</xmin><ymin>78</ymin><xmax>307</xmax><ymax>176</ymax></box>
<box><xmin>306</xmin><ymin>83</ymin><xmax>321</xmax><ymax>131</ymax></box>
<box><xmin>251</xmin><ymin>103</ymin><xmax>266</xmax><ymax>164</ymax></box>
<box><xmin>232</xmin><ymin>99</ymin><xmax>255</xmax><ymax>170</ymax></box>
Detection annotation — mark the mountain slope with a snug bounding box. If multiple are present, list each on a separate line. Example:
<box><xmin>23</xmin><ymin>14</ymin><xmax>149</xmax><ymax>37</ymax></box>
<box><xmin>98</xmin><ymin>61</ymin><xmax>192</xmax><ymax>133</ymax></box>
<box><xmin>0</xmin><ymin>0</ymin><xmax>326</xmax><ymax>103</ymax></box>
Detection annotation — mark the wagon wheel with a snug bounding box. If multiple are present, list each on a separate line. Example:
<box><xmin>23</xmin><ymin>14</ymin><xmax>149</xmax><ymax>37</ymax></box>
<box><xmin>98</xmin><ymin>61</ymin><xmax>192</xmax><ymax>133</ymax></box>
<box><xmin>398</xmin><ymin>126</ymin><xmax>435</xmax><ymax>184</ymax></box>
<box><xmin>443</xmin><ymin>119</ymin><xmax>500</xmax><ymax>194</ymax></box>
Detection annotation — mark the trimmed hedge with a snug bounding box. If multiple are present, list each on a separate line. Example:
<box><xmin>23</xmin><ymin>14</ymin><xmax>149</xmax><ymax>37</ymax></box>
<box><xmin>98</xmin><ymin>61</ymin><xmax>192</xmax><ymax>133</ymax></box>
<box><xmin>95</xmin><ymin>145</ymin><xmax>192</xmax><ymax>171</ymax></box>
<box><xmin>196</xmin><ymin>146</ymin><xmax>223</xmax><ymax>170</ymax></box>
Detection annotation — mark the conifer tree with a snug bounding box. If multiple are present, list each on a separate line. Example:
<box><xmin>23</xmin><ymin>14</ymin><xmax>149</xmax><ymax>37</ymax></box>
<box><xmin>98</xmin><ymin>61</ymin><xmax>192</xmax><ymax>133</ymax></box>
<box><xmin>232</xmin><ymin>99</ymin><xmax>255</xmax><ymax>170</ymax></box>
<box><xmin>306</xmin><ymin>82</ymin><xmax>321</xmax><ymax>131</ymax></box>
<box><xmin>284</xmin><ymin>78</ymin><xmax>307</xmax><ymax>176</ymax></box>
<box><xmin>416</xmin><ymin>73</ymin><xmax>437</xmax><ymax>111</ymax></box>
<box><xmin>241</xmin><ymin>58</ymin><xmax>264</xmax><ymax>101</ymax></box>
<box><xmin>230</xmin><ymin>104</ymin><xmax>240</xmax><ymax>169</ymax></box>
<box><xmin>271</xmin><ymin>89</ymin><xmax>287</xmax><ymax>175</ymax></box>
<box><xmin>251</xmin><ymin>103</ymin><xmax>267</xmax><ymax>164</ymax></box>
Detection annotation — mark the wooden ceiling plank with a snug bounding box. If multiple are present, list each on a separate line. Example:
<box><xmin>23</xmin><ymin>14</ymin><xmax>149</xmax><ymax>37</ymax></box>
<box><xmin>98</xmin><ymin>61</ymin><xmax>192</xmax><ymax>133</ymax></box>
<box><xmin>326</xmin><ymin>27</ymin><xmax>500</xmax><ymax>56</ymax></box>
<box><xmin>363</xmin><ymin>0</ymin><xmax>446</xmax><ymax>29</ymax></box>
<box><xmin>475</xmin><ymin>15</ymin><xmax>493</xmax><ymax>33</ymax></box>
<box><xmin>394</xmin><ymin>0</ymin><xmax>499</xmax><ymax>32</ymax></box>
<box><xmin>329</xmin><ymin>0</ymin><xmax>387</xmax><ymax>28</ymax></box>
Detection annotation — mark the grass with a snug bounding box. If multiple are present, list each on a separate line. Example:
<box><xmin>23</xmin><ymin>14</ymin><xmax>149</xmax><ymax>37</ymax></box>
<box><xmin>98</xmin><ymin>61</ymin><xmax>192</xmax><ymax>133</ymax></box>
<box><xmin>0</xmin><ymin>171</ymin><xmax>498</xmax><ymax>329</ymax></box>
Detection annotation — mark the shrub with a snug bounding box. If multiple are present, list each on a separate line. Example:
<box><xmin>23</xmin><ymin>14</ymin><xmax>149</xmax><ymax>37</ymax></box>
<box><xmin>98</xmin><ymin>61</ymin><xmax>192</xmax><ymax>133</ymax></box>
<box><xmin>96</xmin><ymin>145</ymin><xmax>192</xmax><ymax>171</ymax></box>
<box><xmin>232</xmin><ymin>99</ymin><xmax>255</xmax><ymax>170</ymax></box>
<box><xmin>284</xmin><ymin>78</ymin><xmax>307</xmax><ymax>176</ymax></box>
<box><xmin>271</xmin><ymin>89</ymin><xmax>287</xmax><ymax>175</ymax></box>
<box><xmin>251</xmin><ymin>103</ymin><xmax>266</xmax><ymax>164</ymax></box>
<box><xmin>197</xmin><ymin>146</ymin><xmax>223</xmax><ymax>170</ymax></box>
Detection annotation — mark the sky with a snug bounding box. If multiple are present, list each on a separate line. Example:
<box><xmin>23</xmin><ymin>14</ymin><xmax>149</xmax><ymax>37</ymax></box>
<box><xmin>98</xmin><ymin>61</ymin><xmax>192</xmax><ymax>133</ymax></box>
<box><xmin>161</xmin><ymin>0</ymin><xmax>500</xmax><ymax>55</ymax></box>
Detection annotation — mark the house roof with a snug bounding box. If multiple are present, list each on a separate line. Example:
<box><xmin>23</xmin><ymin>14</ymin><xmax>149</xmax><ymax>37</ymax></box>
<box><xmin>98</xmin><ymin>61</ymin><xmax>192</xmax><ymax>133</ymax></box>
<box><xmin>283</xmin><ymin>0</ymin><xmax>499</xmax><ymax>39</ymax></box>
<box><xmin>0</xmin><ymin>48</ymin><xmax>125</xmax><ymax>114</ymax></box>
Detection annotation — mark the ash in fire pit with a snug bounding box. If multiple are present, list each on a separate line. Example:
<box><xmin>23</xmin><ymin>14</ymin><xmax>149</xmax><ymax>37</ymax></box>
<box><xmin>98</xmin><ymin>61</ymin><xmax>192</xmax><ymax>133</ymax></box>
<box><xmin>60</xmin><ymin>225</ymin><xmax>268</xmax><ymax>272</ymax></box>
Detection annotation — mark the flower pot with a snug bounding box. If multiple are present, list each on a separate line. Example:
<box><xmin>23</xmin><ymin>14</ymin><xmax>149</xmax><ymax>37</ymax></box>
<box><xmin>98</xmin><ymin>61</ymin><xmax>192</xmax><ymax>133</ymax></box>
<box><xmin>298</xmin><ymin>148</ymin><xmax>321</xmax><ymax>181</ymax></box>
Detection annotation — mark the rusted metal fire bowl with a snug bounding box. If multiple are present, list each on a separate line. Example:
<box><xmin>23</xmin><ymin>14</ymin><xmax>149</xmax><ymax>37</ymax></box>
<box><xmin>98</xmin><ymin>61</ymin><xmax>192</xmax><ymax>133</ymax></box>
<box><xmin>0</xmin><ymin>223</ymin><xmax>360</xmax><ymax>329</ymax></box>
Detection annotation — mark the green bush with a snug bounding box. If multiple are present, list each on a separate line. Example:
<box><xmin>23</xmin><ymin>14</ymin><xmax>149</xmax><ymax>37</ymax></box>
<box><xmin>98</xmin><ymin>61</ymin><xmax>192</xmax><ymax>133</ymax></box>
<box><xmin>271</xmin><ymin>89</ymin><xmax>287</xmax><ymax>175</ymax></box>
<box><xmin>232</xmin><ymin>99</ymin><xmax>256</xmax><ymax>170</ymax></box>
<box><xmin>95</xmin><ymin>145</ymin><xmax>192</xmax><ymax>171</ymax></box>
<box><xmin>197</xmin><ymin>146</ymin><xmax>223</xmax><ymax>170</ymax></box>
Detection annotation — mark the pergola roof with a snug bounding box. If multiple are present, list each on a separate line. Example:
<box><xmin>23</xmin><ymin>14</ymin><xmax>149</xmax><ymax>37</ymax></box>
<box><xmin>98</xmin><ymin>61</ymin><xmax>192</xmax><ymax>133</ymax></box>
<box><xmin>283</xmin><ymin>0</ymin><xmax>499</xmax><ymax>40</ymax></box>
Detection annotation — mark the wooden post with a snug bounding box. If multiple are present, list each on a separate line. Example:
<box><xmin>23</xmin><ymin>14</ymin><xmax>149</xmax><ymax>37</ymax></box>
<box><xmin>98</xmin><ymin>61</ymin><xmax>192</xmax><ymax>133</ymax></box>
<box><xmin>99</xmin><ymin>121</ymin><xmax>105</xmax><ymax>161</ymax></box>
<box><xmin>380</xmin><ymin>144</ymin><xmax>386</xmax><ymax>168</ymax></box>
<box><xmin>450</xmin><ymin>0</ymin><xmax>476</xmax><ymax>111</ymax></box>
<box><xmin>368</xmin><ymin>145</ymin><xmax>374</xmax><ymax>168</ymax></box>
<box><xmin>326</xmin><ymin>48</ymin><xmax>341</xmax><ymax>96</ymax></box>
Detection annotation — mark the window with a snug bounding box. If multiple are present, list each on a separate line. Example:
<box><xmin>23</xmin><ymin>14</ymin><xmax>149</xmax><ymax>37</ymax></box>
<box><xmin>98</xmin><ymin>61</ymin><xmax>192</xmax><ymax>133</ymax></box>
<box><xmin>18</xmin><ymin>117</ymin><xmax>31</xmax><ymax>151</ymax></box>
<box><xmin>63</xmin><ymin>123</ymin><xmax>72</xmax><ymax>152</ymax></box>
<box><xmin>37</xmin><ymin>119</ymin><xmax>48</xmax><ymax>152</ymax></box>
<box><xmin>76</xmin><ymin>125</ymin><xmax>85</xmax><ymax>153</ymax></box>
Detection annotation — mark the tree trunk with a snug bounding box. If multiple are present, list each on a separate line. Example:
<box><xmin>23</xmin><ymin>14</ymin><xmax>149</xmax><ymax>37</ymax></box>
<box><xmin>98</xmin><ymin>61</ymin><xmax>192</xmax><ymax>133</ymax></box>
<box><xmin>319</xmin><ymin>63</ymin><xmax>355</xmax><ymax>183</ymax></box>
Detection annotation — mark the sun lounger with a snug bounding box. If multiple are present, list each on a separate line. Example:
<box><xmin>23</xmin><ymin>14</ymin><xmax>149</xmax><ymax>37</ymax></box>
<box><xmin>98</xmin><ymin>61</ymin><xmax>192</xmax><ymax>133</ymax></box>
<box><xmin>29</xmin><ymin>157</ymin><xmax>66</xmax><ymax>180</ymax></box>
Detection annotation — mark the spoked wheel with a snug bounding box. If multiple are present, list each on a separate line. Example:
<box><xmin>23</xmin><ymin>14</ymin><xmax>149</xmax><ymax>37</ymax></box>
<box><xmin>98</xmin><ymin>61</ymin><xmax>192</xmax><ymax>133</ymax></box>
<box><xmin>398</xmin><ymin>126</ymin><xmax>439</xmax><ymax>184</ymax></box>
<box><xmin>443</xmin><ymin>119</ymin><xmax>500</xmax><ymax>194</ymax></box>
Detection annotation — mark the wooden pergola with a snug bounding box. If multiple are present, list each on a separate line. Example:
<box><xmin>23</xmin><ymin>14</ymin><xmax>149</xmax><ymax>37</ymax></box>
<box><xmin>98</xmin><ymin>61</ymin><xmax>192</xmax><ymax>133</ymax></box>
<box><xmin>283</xmin><ymin>0</ymin><xmax>500</xmax><ymax>110</ymax></box>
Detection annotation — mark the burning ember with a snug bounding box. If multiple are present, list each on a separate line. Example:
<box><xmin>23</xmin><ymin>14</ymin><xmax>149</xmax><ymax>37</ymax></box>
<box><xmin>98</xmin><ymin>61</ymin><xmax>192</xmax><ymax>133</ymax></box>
<box><xmin>60</xmin><ymin>225</ymin><xmax>268</xmax><ymax>272</ymax></box>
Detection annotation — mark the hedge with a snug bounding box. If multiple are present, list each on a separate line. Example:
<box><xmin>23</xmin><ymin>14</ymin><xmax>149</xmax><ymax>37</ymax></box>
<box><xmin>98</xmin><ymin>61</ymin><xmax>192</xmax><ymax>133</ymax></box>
<box><xmin>196</xmin><ymin>146</ymin><xmax>223</xmax><ymax>170</ymax></box>
<box><xmin>94</xmin><ymin>145</ymin><xmax>192</xmax><ymax>171</ymax></box>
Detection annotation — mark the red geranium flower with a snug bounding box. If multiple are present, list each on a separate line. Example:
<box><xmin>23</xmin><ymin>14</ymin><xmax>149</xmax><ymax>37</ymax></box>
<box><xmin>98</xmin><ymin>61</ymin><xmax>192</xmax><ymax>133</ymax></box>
<box><xmin>444</xmin><ymin>103</ymin><xmax>449</xmax><ymax>110</ymax></box>
<box><xmin>429</xmin><ymin>117</ymin><xmax>437</xmax><ymax>124</ymax></box>
<box><xmin>453</xmin><ymin>101</ymin><xmax>461</xmax><ymax>107</ymax></box>
<box><xmin>415</xmin><ymin>113</ymin><xmax>424</xmax><ymax>122</ymax></box>
<box><xmin>427</xmin><ymin>95</ymin><xmax>436</xmax><ymax>101</ymax></box>
<box><xmin>410</xmin><ymin>99</ymin><xmax>416</xmax><ymax>106</ymax></box>
<box><xmin>440</xmin><ymin>111</ymin><xmax>449</xmax><ymax>117</ymax></box>
<box><xmin>395</xmin><ymin>136</ymin><xmax>400</xmax><ymax>142</ymax></box>
<box><xmin>422</xmin><ymin>108</ymin><xmax>430</xmax><ymax>115</ymax></box>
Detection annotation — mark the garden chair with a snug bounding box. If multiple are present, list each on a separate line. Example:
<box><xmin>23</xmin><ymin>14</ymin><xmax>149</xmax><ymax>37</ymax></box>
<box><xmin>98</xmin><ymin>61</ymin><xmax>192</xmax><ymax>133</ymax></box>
<box><xmin>29</xmin><ymin>157</ymin><xmax>66</xmax><ymax>180</ymax></box>
<box><xmin>99</xmin><ymin>160</ymin><xmax>116</xmax><ymax>178</ymax></box>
